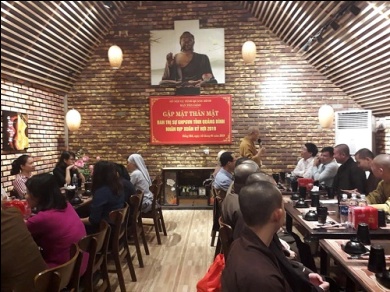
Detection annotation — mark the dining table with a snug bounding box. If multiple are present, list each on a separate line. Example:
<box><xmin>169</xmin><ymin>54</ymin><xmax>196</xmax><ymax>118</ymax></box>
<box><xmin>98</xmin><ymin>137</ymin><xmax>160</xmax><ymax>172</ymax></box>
<box><xmin>319</xmin><ymin>239</ymin><xmax>390</xmax><ymax>292</ymax></box>
<box><xmin>283</xmin><ymin>193</ymin><xmax>390</xmax><ymax>240</ymax></box>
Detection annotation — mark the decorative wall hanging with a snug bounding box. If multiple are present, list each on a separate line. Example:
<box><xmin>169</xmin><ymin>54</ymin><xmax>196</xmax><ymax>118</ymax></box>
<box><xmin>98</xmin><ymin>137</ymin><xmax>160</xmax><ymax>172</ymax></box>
<box><xmin>2</xmin><ymin>111</ymin><xmax>29</xmax><ymax>151</ymax></box>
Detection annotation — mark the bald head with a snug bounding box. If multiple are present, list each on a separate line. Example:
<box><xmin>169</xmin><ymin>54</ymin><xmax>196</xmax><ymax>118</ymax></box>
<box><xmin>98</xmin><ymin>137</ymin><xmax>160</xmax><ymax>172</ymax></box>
<box><xmin>371</xmin><ymin>154</ymin><xmax>390</xmax><ymax>181</ymax></box>
<box><xmin>246</xmin><ymin>172</ymin><xmax>276</xmax><ymax>185</ymax></box>
<box><xmin>239</xmin><ymin>181</ymin><xmax>283</xmax><ymax>227</ymax></box>
<box><xmin>334</xmin><ymin>144</ymin><xmax>350</xmax><ymax>164</ymax></box>
<box><xmin>234</xmin><ymin>162</ymin><xmax>260</xmax><ymax>194</ymax></box>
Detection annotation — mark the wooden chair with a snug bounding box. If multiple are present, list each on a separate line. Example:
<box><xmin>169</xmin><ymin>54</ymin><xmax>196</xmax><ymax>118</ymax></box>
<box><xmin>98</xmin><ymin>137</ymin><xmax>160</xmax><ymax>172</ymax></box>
<box><xmin>34</xmin><ymin>243</ymin><xmax>80</xmax><ymax>292</ymax></box>
<box><xmin>127</xmin><ymin>190</ymin><xmax>149</xmax><ymax>267</ymax></box>
<box><xmin>78</xmin><ymin>220</ymin><xmax>111</xmax><ymax>292</ymax></box>
<box><xmin>217</xmin><ymin>216</ymin><xmax>233</xmax><ymax>261</ymax></box>
<box><xmin>107</xmin><ymin>202</ymin><xmax>137</xmax><ymax>292</ymax></box>
<box><xmin>210</xmin><ymin>186</ymin><xmax>226</xmax><ymax>247</ymax></box>
<box><xmin>289</xmin><ymin>231</ymin><xmax>318</xmax><ymax>273</ymax></box>
<box><xmin>141</xmin><ymin>176</ymin><xmax>167</xmax><ymax>245</ymax></box>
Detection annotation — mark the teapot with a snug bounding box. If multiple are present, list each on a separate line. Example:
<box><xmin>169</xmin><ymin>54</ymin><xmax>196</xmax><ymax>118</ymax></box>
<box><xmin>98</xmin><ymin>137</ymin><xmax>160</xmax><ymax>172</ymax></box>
<box><xmin>342</xmin><ymin>237</ymin><xmax>368</xmax><ymax>255</ymax></box>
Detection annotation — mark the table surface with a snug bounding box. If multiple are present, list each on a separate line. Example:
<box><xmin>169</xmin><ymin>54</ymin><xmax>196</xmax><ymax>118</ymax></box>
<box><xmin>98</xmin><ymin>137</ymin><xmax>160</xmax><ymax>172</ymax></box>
<box><xmin>320</xmin><ymin>239</ymin><xmax>390</xmax><ymax>292</ymax></box>
<box><xmin>283</xmin><ymin>195</ymin><xmax>390</xmax><ymax>239</ymax></box>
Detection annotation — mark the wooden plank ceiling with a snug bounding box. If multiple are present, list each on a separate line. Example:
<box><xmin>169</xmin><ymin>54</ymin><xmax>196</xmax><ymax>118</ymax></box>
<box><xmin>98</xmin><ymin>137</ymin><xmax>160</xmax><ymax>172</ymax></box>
<box><xmin>1</xmin><ymin>1</ymin><xmax>389</xmax><ymax>116</ymax></box>
<box><xmin>239</xmin><ymin>1</ymin><xmax>390</xmax><ymax>117</ymax></box>
<box><xmin>1</xmin><ymin>1</ymin><xmax>126</xmax><ymax>93</ymax></box>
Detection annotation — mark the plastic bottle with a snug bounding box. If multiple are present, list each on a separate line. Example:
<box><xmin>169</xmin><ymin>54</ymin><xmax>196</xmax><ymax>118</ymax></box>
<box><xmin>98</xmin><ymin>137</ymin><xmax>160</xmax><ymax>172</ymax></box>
<box><xmin>72</xmin><ymin>173</ymin><xmax>78</xmax><ymax>187</ymax></box>
<box><xmin>339</xmin><ymin>194</ymin><xmax>349</xmax><ymax>224</ymax></box>
<box><xmin>347</xmin><ymin>193</ymin><xmax>358</xmax><ymax>226</ymax></box>
<box><xmin>358</xmin><ymin>194</ymin><xmax>368</xmax><ymax>207</ymax></box>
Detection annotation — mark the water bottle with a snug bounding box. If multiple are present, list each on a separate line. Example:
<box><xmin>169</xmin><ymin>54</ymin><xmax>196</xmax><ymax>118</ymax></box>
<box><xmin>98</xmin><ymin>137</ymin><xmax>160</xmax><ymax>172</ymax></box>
<box><xmin>348</xmin><ymin>193</ymin><xmax>358</xmax><ymax>226</ymax></box>
<box><xmin>339</xmin><ymin>194</ymin><xmax>349</xmax><ymax>224</ymax></box>
<box><xmin>72</xmin><ymin>173</ymin><xmax>78</xmax><ymax>188</ymax></box>
<box><xmin>358</xmin><ymin>194</ymin><xmax>368</xmax><ymax>207</ymax></box>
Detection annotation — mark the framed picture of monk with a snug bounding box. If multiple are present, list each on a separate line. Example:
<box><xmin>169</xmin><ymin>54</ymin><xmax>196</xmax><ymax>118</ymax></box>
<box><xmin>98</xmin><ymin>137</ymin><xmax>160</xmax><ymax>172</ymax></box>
<box><xmin>150</xmin><ymin>19</ymin><xmax>225</xmax><ymax>87</ymax></box>
<box><xmin>2</xmin><ymin>110</ymin><xmax>29</xmax><ymax>151</ymax></box>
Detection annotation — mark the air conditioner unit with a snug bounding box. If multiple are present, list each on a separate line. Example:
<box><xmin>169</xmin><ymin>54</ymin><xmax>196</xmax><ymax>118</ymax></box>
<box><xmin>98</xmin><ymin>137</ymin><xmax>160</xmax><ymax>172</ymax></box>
<box><xmin>335</xmin><ymin>110</ymin><xmax>374</xmax><ymax>155</ymax></box>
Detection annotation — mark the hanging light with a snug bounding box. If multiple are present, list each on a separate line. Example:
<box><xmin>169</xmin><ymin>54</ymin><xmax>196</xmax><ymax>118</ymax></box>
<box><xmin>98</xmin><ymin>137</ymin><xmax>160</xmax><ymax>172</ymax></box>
<box><xmin>66</xmin><ymin>109</ymin><xmax>81</xmax><ymax>131</ymax></box>
<box><xmin>242</xmin><ymin>41</ymin><xmax>256</xmax><ymax>63</ymax></box>
<box><xmin>318</xmin><ymin>104</ymin><xmax>334</xmax><ymax>128</ymax></box>
<box><xmin>108</xmin><ymin>45</ymin><xmax>123</xmax><ymax>69</ymax></box>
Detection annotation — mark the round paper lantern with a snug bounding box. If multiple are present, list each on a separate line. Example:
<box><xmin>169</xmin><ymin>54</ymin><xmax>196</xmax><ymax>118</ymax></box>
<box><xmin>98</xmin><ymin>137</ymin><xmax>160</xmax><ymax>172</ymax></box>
<box><xmin>66</xmin><ymin>109</ymin><xmax>81</xmax><ymax>131</ymax></box>
<box><xmin>242</xmin><ymin>41</ymin><xmax>256</xmax><ymax>63</ymax></box>
<box><xmin>318</xmin><ymin>104</ymin><xmax>334</xmax><ymax>128</ymax></box>
<box><xmin>108</xmin><ymin>45</ymin><xmax>123</xmax><ymax>69</ymax></box>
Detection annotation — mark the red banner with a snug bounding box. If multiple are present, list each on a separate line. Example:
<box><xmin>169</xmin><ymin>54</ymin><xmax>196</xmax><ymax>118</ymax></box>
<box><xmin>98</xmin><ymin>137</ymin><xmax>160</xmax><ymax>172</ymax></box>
<box><xmin>150</xmin><ymin>95</ymin><xmax>232</xmax><ymax>145</ymax></box>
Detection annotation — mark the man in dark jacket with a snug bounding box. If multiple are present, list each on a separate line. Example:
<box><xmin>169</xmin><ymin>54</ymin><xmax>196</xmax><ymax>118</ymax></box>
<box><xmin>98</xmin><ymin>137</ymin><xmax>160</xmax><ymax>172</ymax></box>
<box><xmin>333</xmin><ymin>144</ymin><xmax>366</xmax><ymax>197</ymax></box>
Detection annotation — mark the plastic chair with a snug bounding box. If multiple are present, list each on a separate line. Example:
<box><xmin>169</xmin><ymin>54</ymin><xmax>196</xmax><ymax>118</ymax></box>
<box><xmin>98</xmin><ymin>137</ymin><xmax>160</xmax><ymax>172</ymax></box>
<box><xmin>78</xmin><ymin>220</ymin><xmax>111</xmax><ymax>292</ymax></box>
<box><xmin>127</xmin><ymin>190</ymin><xmax>149</xmax><ymax>267</ymax></box>
<box><xmin>34</xmin><ymin>243</ymin><xmax>80</xmax><ymax>292</ymax></box>
<box><xmin>107</xmin><ymin>203</ymin><xmax>137</xmax><ymax>292</ymax></box>
<box><xmin>141</xmin><ymin>176</ymin><xmax>167</xmax><ymax>245</ymax></box>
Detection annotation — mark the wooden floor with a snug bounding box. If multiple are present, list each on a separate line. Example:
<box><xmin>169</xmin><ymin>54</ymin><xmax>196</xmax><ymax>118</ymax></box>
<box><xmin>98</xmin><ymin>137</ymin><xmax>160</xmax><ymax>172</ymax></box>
<box><xmin>108</xmin><ymin>209</ymin><xmax>214</xmax><ymax>292</ymax></box>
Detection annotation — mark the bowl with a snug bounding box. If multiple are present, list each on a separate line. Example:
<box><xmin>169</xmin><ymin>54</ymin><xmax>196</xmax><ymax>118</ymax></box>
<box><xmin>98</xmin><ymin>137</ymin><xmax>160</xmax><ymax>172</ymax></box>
<box><xmin>303</xmin><ymin>210</ymin><xmax>318</xmax><ymax>221</ymax></box>
<box><xmin>295</xmin><ymin>198</ymin><xmax>309</xmax><ymax>208</ymax></box>
<box><xmin>376</xmin><ymin>269</ymin><xmax>390</xmax><ymax>289</ymax></box>
<box><xmin>342</xmin><ymin>238</ymin><xmax>368</xmax><ymax>255</ymax></box>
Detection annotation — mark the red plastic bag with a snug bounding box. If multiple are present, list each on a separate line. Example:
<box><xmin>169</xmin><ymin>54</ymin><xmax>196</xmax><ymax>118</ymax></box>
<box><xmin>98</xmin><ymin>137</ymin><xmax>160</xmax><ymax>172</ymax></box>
<box><xmin>196</xmin><ymin>253</ymin><xmax>225</xmax><ymax>292</ymax></box>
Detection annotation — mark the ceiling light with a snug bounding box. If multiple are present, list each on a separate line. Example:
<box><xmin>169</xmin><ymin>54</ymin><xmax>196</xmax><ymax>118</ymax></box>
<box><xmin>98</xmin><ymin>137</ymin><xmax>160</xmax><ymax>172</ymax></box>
<box><xmin>242</xmin><ymin>41</ymin><xmax>256</xmax><ymax>63</ymax></box>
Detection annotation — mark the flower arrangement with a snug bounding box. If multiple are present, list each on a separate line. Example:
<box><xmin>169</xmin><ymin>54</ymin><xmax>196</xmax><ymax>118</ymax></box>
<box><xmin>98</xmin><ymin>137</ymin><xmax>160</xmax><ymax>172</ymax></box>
<box><xmin>75</xmin><ymin>148</ymin><xmax>99</xmax><ymax>181</ymax></box>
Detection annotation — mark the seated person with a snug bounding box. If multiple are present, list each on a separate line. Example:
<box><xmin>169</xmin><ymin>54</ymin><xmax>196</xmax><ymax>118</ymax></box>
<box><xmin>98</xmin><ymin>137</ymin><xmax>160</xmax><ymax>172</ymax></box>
<box><xmin>127</xmin><ymin>154</ymin><xmax>153</xmax><ymax>213</ymax></box>
<box><xmin>221</xmin><ymin>160</ymin><xmax>259</xmax><ymax>239</ymax></box>
<box><xmin>25</xmin><ymin>173</ymin><xmax>88</xmax><ymax>275</ymax></box>
<box><xmin>221</xmin><ymin>181</ymin><xmax>293</xmax><ymax>291</ymax></box>
<box><xmin>365</xmin><ymin>154</ymin><xmax>390</xmax><ymax>204</ymax></box>
<box><xmin>53</xmin><ymin>151</ymin><xmax>85</xmax><ymax>187</ymax></box>
<box><xmin>212</xmin><ymin>151</ymin><xmax>235</xmax><ymax>199</ymax></box>
<box><xmin>11</xmin><ymin>154</ymin><xmax>35</xmax><ymax>199</ymax></box>
<box><xmin>333</xmin><ymin>144</ymin><xmax>366</xmax><ymax>196</ymax></box>
<box><xmin>212</xmin><ymin>150</ymin><xmax>226</xmax><ymax>178</ymax></box>
<box><xmin>292</xmin><ymin>143</ymin><xmax>318</xmax><ymax>178</ymax></box>
<box><xmin>81</xmin><ymin>161</ymin><xmax>125</xmax><ymax>234</ymax></box>
<box><xmin>311</xmin><ymin>147</ymin><xmax>338</xmax><ymax>188</ymax></box>
<box><xmin>1</xmin><ymin>207</ymin><xmax>47</xmax><ymax>292</ymax></box>
<box><xmin>355</xmin><ymin>148</ymin><xmax>381</xmax><ymax>193</ymax></box>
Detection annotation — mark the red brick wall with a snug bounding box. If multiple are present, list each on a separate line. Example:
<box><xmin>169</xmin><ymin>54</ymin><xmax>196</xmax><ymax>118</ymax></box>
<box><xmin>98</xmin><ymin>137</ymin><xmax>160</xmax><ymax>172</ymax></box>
<box><xmin>66</xmin><ymin>1</ymin><xmax>368</xmax><ymax>177</ymax></box>
<box><xmin>1</xmin><ymin>78</ymin><xmax>65</xmax><ymax>192</ymax></box>
<box><xmin>1</xmin><ymin>2</ymin><xmax>388</xmax><ymax>191</ymax></box>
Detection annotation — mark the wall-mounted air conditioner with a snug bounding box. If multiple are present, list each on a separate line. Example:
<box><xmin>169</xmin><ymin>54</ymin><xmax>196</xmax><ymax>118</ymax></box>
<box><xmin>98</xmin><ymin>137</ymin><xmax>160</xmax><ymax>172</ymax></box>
<box><xmin>335</xmin><ymin>110</ymin><xmax>374</xmax><ymax>155</ymax></box>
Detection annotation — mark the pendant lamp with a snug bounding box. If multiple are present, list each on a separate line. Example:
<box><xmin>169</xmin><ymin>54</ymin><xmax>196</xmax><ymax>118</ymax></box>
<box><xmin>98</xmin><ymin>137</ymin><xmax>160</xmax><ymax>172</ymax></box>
<box><xmin>242</xmin><ymin>41</ymin><xmax>256</xmax><ymax>63</ymax></box>
<box><xmin>66</xmin><ymin>109</ymin><xmax>81</xmax><ymax>131</ymax></box>
<box><xmin>318</xmin><ymin>104</ymin><xmax>334</xmax><ymax>128</ymax></box>
<box><xmin>108</xmin><ymin>45</ymin><xmax>123</xmax><ymax>69</ymax></box>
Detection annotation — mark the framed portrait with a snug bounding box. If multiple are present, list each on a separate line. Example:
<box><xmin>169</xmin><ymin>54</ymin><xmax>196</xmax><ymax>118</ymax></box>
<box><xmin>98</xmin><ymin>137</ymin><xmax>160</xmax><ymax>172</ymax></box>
<box><xmin>150</xmin><ymin>20</ymin><xmax>225</xmax><ymax>87</ymax></box>
<box><xmin>2</xmin><ymin>110</ymin><xmax>29</xmax><ymax>151</ymax></box>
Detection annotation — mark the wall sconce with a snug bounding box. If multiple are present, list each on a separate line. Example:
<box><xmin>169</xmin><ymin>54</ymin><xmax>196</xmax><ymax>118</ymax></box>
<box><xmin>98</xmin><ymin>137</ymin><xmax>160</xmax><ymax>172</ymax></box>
<box><xmin>66</xmin><ymin>109</ymin><xmax>81</xmax><ymax>131</ymax></box>
<box><xmin>242</xmin><ymin>41</ymin><xmax>256</xmax><ymax>63</ymax></box>
<box><xmin>318</xmin><ymin>104</ymin><xmax>334</xmax><ymax>128</ymax></box>
<box><xmin>108</xmin><ymin>45</ymin><xmax>123</xmax><ymax>69</ymax></box>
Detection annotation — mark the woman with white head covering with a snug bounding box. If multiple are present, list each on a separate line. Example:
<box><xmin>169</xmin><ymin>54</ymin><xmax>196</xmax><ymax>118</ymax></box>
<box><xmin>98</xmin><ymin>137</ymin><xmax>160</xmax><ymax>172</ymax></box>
<box><xmin>127</xmin><ymin>154</ymin><xmax>153</xmax><ymax>213</ymax></box>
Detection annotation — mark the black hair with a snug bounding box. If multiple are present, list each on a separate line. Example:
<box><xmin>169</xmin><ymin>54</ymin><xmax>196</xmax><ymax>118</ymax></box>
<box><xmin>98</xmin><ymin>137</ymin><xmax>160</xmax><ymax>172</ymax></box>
<box><xmin>55</xmin><ymin>151</ymin><xmax>76</xmax><ymax>168</ymax></box>
<box><xmin>92</xmin><ymin>161</ymin><xmax>123</xmax><ymax>196</ymax></box>
<box><xmin>25</xmin><ymin>173</ymin><xmax>67</xmax><ymax>212</ymax></box>
<box><xmin>11</xmin><ymin>155</ymin><xmax>30</xmax><ymax>175</ymax></box>
<box><xmin>220</xmin><ymin>152</ymin><xmax>234</xmax><ymax>167</ymax></box>
<box><xmin>355</xmin><ymin>148</ymin><xmax>374</xmax><ymax>159</ymax></box>
<box><xmin>115</xmin><ymin>163</ymin><xmax>131</xmax><ymax>180</ymax></box>
<box><xmin>305</xmin><ymin>143</ymin><xmax>318</xmax><ymax>157</ymax></box>
<box><xmin>321</xmin><ymin>146</ymin><xmax>334</xmax><ymax>156</ymax></box>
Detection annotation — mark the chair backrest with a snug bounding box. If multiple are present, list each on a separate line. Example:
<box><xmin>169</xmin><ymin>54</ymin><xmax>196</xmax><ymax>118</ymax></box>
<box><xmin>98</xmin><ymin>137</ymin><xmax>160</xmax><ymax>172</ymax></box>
<box><xmin>78</xmin><ymin>220</ymin><xmax>111</xmax><ymax>291</ymax></box>
<box><xmin>34</xmin><ymin>243</ymin><xmax>80</xmax><ymax>292</ymax></box>
<box><xmin>149</xmin><ymin>177</ymin><xmax>163</xmax><ymax>210</ymax></box>
<box><xmin>129</xmin><ymin>190</ymin><xmax>143</xmax><ymax>227</ymax></box>
<box><xmin>109</xmin><ymin>202</ymin><xmax>129</xmax><ymax>252</ymax></box>
<box><xmin>289</xmin><ymin>232</ymin><xmax>318</xmax><ymax>273</ymax></box>
<box><xmin>218</xmin><ymin>217</ymin><xmax>233</xmax><ymax>260</ymax></box>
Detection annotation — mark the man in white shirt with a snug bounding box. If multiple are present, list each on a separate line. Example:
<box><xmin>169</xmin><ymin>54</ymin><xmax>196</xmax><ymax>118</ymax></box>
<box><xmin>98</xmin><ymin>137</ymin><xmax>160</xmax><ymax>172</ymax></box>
<box><xmin>292</xmin><ymin>143</ymin><xmax>318</xmax><ymax>178</ymax></box>
<box><xmin>312</xmin><ymin>147</ymin><xmax>339</xmax><ymax>187</ymax></box>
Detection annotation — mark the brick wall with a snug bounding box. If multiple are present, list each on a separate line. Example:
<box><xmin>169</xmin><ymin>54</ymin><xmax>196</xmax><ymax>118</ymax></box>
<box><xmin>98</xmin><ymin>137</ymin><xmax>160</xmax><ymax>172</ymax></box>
<box><xmin>1</xmin><ymin>78</ymin><xmax>65</xmax><ymax>192</ymax></box>
<box><xmin>1</xmin><ymin>1</ymin><xmax>388</xmax><ymax>190</ymax></box>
